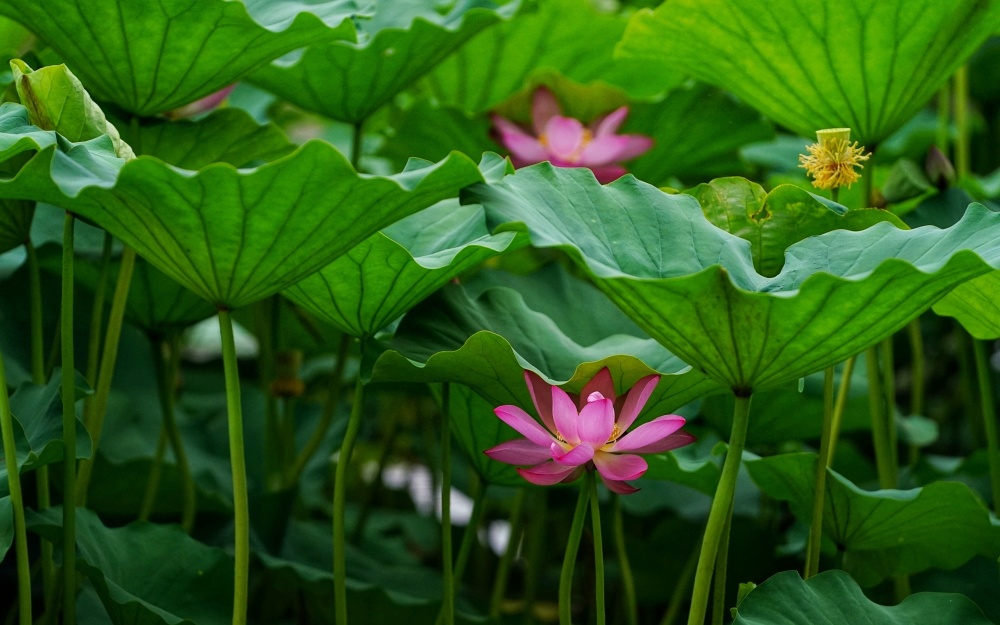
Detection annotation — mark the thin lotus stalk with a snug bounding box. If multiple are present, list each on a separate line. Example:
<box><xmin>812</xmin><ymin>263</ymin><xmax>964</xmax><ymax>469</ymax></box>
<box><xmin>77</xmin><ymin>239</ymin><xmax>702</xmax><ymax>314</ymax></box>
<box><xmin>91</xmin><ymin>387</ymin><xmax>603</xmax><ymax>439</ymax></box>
<box><xmin>659</xmin><ymin>535</ymin><xmax>700</xmax><ymax>625</ymax></box>
<box><xmin>439</xmin><ymin>383</ymin><xmax>455</xmax><ymax>625</ymax></box>
<box><xmin>880</xmin><ymin>339</ymin><xmax>899</xmax><ymax>470</ymax></box>
<box><xmin>687</xmin><ymin>393</ymin><xmax>752</xmax><ymax>625</ymax></box>
<box><xmin>589</xmin><ymin>472</ymin><xmax>606</xmax><ymax>625</ymax></box>
<box><xmin>289</xmin><ymin>333</ymin><xmax>351</xmax><ymax>485</ymax></box>
<box><xmin>153</xmin><ymin>335</ymin><xmax>197</xmax><ymax>531</ymax></box>
<box><xmin>711</xmin><ymin>499</ymin><xmax>736</xmax><ymax>625</ymax></box>
<box><xmin>454</xmin><ymin>479</ymin><xmax>487</xmax><ymax>584</ymax></box>
<box><xmin>958</xmin><ymin>329</ymin><xmax>984</xmax><ymax>446</ymax></box>
<box><xmin>76</xmin><ymin>246</ymin><xmax>137</xmax><ymax>505</ymax></box>
<box><xmin>559</xmin><ymin>477</ymin><xmax>591</xmax><ymax>625</ymax></box>
<box><xmin>333</xmin><ymin>369</ymin><xmax>366</xmax><ymax>625</ymax></box>
<box><xmin>137</xmin><ymin>427</ymin><xmax>168</xmax><ymax>522</ymax></box>
<box><xmin>866</xmin><ymin>347</ymin><xmax>896</xmax><ymax>489</ymax></box>
<box><xmin>954</xmin><ymin>66</ymin><xmax>970</xmax><ymax>179</ymax></box>
<box><xmin>218</xmin><ymin>309</ymin><xmax>251</xmax><ymax>625</ymax></box>
<box><xmin>351</xmin><ymin>120</ymin><xmax>364</xmax><ymax>172</ymax></box>
<box><xmin>27</xmin><ymin>237</ymin><xmax>56</xmax><ymax>610</ymax></box>
<box><xmin>61</xmin><ymin>212</ymin><xmax>77</xmax><ymax>625</ymax></box>
<box><xmin>972</xmin><ymin>339</ymin><xmax>1000</xmax><ymax>515</ymax></box>
<box><xmin>805</xmin><ymin>367</ymin><xmax>836</xmax><ymax>578</ymax></box>
<box><xmin>613</xmin><ymin>496</ymin><xmax>638</xmax><ymax>625</ymax></box>
<box><xmin>256</xmin><ymin>297</ymin><xmax>280</xmax><ymax>490</ymax></box>
<box><xmin>1</xmin><ymin>345</ymin><xmax>31</xmax><ymax>624</ymax></box>
<box><xmin>84</xmin><ymin>232</ymin><xmax>113</xmax><ymax>390</ymax></box>
<box><xmin>489</xmin><ymin>489</ymin><xmax>527</xmax><ymax>619</ymax></box>
<box><xmin>827</xmin><ymin>356</ymin><xmax>857</xmax><ymax>465</ymax></box>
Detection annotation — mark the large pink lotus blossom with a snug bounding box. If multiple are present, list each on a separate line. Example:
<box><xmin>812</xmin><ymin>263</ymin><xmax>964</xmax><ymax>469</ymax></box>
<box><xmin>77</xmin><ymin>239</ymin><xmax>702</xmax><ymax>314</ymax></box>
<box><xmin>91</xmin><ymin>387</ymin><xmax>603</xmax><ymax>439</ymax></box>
<box><xmin>491</xmin><ymin>88</ymin><xmax>653</xmax><ymax>183</ymax></box>
<box><xmin>485</xmin><ymin>368</ymin><xmax>694</xmax><ymax>494</ymax></box>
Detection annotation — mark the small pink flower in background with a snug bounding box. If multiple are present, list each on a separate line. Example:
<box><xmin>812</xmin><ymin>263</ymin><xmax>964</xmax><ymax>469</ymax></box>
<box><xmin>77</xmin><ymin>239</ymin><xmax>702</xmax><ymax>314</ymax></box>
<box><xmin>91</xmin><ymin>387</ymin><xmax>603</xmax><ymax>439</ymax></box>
<box><xmin>491</xmin><ymin>88</ymin><xmax>653</xmax><ymax>184</ymax></box>
<box><xmin>166</xmin><ymin>85</ymin><xmax>236</xmax><ymax>119</ymax></box>
<box><xmin>485</xmin><ymin>368</ymin><xmax>694</xmax><ymax>494</ymax></box>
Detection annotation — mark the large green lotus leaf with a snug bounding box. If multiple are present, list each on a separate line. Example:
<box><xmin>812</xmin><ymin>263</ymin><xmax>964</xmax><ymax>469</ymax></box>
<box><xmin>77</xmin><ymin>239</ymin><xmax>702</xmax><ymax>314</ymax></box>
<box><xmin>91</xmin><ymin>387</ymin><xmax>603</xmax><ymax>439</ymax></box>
<box><xmin>617</xmin><ymin>0</ymin><xmax>1000</xmax><ymax>144</ymax></box>
<box><xmin>284</xmin><ymin>198</ymin><xmax>518</xmax><ymax>338</ymax></box>
<box><xmin>745</xmin><ymin>452</ymin><xmax>1000</xmax><ymax>586</ymax></box>
<box><xmin>28</xmin><ymin>507</ymin><xmax>232</xmax><ymax>625</ymax></box>
<box><xmin>369</xmin><ymin>266</ymin><xmax>719</xmax><ymax>417</ymax></box>
<box><xmin>687</xmin><ymin>177</ymin><xmax>905</xmax><ymax>277</ymax></box>
<box><xmin>0</xmin><ymin>197</ymin><xmax>30</xmax><ymax>253</ymax></box>
<box><xmin>115</xmin><ymin>107</ymin><xmax>295</xmax><ymax>169</ymax></box>
<box><xmin>732</xmin><ymin>570</ymin><xmax>993</xmax><ymax>625</ymax></box>
<box><xmin>934</xmin><ymin>271</ymin><xmax>1000</xmax><ymax>339</ymax></box>
<box><xmin>0</xmin><ymin>105</ymin><xmax>488</xmax><ymax>308</ymax></box>
<box><xmin>0</xmin><ymin>372</ymin><xmax>92</xmax><ymax>496</ymax></box>
<box><xmin>0</xmin><ymin>0</ymin><xmax>360</xmax><ymax>116</ymax></box>
<box><xmin>249</xmin><ymin>0</ymin><xmax>516</xmax><ymax>123</ymax></box>
<box><xmin>467</xmin><ymin>164</ymin><xmax>1000</xmax><ymax>391</ymax></box>
<box><xmin>421</xmin><ymin>0</ymin><xmax>683</xmax><ymax>113</ymax></box>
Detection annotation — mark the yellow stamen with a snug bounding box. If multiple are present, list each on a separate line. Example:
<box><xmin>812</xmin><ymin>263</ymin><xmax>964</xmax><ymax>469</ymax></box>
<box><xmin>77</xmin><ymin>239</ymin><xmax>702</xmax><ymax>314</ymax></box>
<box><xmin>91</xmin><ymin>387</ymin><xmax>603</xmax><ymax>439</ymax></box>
<box><xmin>607</xmin><ymin>423</ymin><xmax>621</xmax><ymax>444</ymax></box>
<box><xmin>798</xmin><ymin>128</ymin><xmax>870</xmax><ymax>190</ymax></box>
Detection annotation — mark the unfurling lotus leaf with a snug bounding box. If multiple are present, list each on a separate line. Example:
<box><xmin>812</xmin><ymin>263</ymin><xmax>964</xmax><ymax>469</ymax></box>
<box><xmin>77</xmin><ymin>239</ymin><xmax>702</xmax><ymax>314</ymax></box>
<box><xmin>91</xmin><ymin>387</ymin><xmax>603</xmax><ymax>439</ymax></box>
<box><xmin>466</xmin><ymin>164</ymin><xmax>1000</xmax><ymax>392</ymax></box>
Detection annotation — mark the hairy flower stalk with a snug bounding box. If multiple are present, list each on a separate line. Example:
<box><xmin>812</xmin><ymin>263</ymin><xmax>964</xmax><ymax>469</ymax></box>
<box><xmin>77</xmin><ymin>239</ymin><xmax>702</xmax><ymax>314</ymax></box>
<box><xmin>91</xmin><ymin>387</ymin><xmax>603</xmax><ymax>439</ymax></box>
<box><xmin>799</xmin><ymin>128</ymin><xmax>870</xmax><ymax>190</ymax></box>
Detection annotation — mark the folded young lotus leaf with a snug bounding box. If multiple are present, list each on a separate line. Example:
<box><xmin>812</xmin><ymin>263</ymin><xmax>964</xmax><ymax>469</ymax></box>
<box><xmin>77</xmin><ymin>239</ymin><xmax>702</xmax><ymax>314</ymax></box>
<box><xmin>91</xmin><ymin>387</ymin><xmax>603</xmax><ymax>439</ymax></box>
<box><xmin>250</xmin><ymin>0</ymin><xmax>518</xmax><ymax>123</ymax></box>
<box><xmin>732</xmin><ymin>570</ymin><xmax>994</xmax><ymax>625</ymax></box>
<box><xmin>369</xmin><ymin>264</ymin><xmax>719</xmax><ymax>416</ymax></box>
<box><xmin>0</xmin><ymin>103</ymin><xmax>488</xmax><ymax>309</ymax></box>
<box><xmin>745</xmin><ymin>452</ymin><xmax>1000</xmax><ymax>586</ymax></box>
<box><xmin>28</xmin><ymin>507</ymin><xmax>232</xmax><ymax>625</ymax></box>
<box><xmin>0</xmin><ymin>0</ymin><xmax>360</xmax><ymax>116</ymax></box>
<box><xmin>618</xmin><ymin>0</ymin><xmax>1000</xmax><ymax>144</ymax></box>
<box><xmin>284</xmin><ymin>197</ymin><xmax>519</xmax><ymax>339</ymax></box>
<box><xmin>466</xmin><ymin>164</ymin><xmax>1000</xmax><ymax>392</ymax></box>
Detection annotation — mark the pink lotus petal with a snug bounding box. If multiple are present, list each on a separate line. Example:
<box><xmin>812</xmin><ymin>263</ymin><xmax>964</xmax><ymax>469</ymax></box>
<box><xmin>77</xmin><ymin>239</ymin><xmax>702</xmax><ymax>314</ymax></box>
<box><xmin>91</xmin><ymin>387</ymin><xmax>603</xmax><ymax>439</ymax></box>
<box><xmin>592</xmin><ymin>106</ymin><xmax>629</xmax><ymax>137</ymax></box>
<box><xmin>620</xmin><ymin>430</ymin><xmax>697</xmax><ymax>455</ymax></box>
<box><xmin>532</xmin><ymin>87</ymin><xmax>562</xmax><ymax>136</ymax></box>
<box><xmin>518</xmin><ymin>460</ymin><xmax>579</xmax><ymax>486</ymax></box>
<box><xmin>494</xmin><ymin>405</ymin><xmax>553</xmax><ymax>447</ymax></box>
<box><xmin>616</xmin><ymin>374</ymin><xmax>660</xmax><ymax>432</ymax></box>
<box><xmin>578</xmin><ymin>367</ymin><xmax>616</xmax><ymax>410</ymax></box>
<box><xmin>611</xmin><ymin>415</ymin><xmax>687</xmax><ymax>453</ymax></box>
<box><xmin>551</xmin><ymin>442</ymin><xmax>595</xmax><ymax>467</ymax></box>
<box><xmin>578</xmin><ymin>135</ymin><xmax>633</xmax><ymax>167</ymax></box>
<box><xmin>492</xmin><ymin>115</ymin><xmax>549</xmax><ymax>165</ymax></box>
<box><xmin>588</xmin><ymin>164</ymin><xmax>628</xmax><ymax>184</ymax></box>
<box><xmin>593</xmin><ymin>451</ymin><xmax>648</xmax><ymax>481</ymax></box>
<box><xmin>485</xmin><ymin>439</ymin><xmax>552</xmax><ymax>465</ymax></box>
<box><xmin>551</xmin><ymin>385</ymin><xmax>580</xmax><ymax>444</ymax></box>
<box><xmin>168</xmin><ymin>85</ymin><xmax>235</xmax><ymax>118</ymax></box>
<box><xmin>543</xmin><ymin>116</ymin><xmax>587</xmax><ymax>161</ymax></box>
<box><xmin>524</xmin><ymin>370</ymin><xmax>556</xmax><ymax>433</ymax></box>
<box><xmin>615</xmin><ymin>135</ymin><xmax>654</xmax><ymax>161</ymax></box>
<box><xmin>600</xmin><ymin>474</ymin><xmax>640</xmax><ymax>495</ymax></box>
<box><xmin>577</xmin><ymin>397</ymin><xmax>615</xmax><ymax>448</ymax></box>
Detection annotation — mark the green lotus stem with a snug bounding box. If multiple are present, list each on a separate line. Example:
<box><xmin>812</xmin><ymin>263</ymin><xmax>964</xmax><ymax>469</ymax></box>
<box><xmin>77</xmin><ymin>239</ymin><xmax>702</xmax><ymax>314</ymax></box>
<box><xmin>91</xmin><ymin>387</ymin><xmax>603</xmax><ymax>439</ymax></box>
<box><xmin>1</xmin><ymin>346</ymin><xmax>31</xmax><ymax>624</ymax></box>
<box><xmin>454</xmin><ymin>479</ymin><xmax>487</xmax><ymax>584</ymax></box>
<box><xmin>880</xmin><ymin>339</ymin><xmax>898</xmax><ymax>468</ymax></box>
<box><xmin>153</xmin><ymin>335</ymin><xmax>197</xmax><ymax>531</ymax></box>
<box><xmin>711</xmin><ymin>499</ymin><xmax>735</xmax><ymax>625</ymax></box>
<box><xmin>256</xmin><ymin>297</ymin><xmax>280</xmax><ymax>490</ymax></box>
<box><xmin>84</xmin><ymin>232</ymin><xmax>113</xmax><ymax>390</ymax></box>
<box><xmin>218</xmin><ymin>309</ymin><xmax>250</xmax><ymax>625</ymax></box>
<box><xmin>489</xmin><ymin>489</ymin><xmax>527</xmax><ymax>618</ymax></box>
<box><xmin>954</xmin><ymin>65</ymin><xmax>970</xmax><ymax>179</ymax></box>
<box><xmin>613</xmin><ymin>496</ymin><xmax>638</xmax><ymax>625</ymax></box>
<box><xmin>589</xmin><ymin>472</ymin><xmax>606</xmax><ymax>625</ymax></box>
<box><xmin>973</xmin><ymin>339</ymin><xmax>1000</xmax><ymax>515</ymax></box>
<box><xmin>333</xmin><ymin>370</ymin><xmax>366</xmax><ymax>625</ymax></box>
<box><xmin>439</xmin><ymin>383</ymin><xmax>455</xmax><ymax>625</ymax></box>
<box><xmin>937</xmin><ymin>80</ymin><xmax>951</xmax><ymax>153</ymax></box>
<box><xmin>27</xmin><ymin>237</ymin><xmax>56</xmax><ymax>610</ymax></box>
<box><xmin>827</xmin><ymin>356</ymin><xmax>857</xmax><ymax>465</ymax></box>
<box><xmin>559</xmin><ymin>475</ymin><xmax>592</xmax><ymax>625</ymax></box>
<box><xmin>137</xmin><ymin>427</ymin><xmax>168</xmax><ymax>521</ymax></box>
<box><xmin>289</xmin><ymin>333</ymin><xmax>350</xmax><ymax>485</ymax></box>
<box><xmin>866</xmin><ymin>347</ymin><xmax>896</xmax><ymax>489</ymax></box>
<box><xmin>76</xmin><ymin>246</ymin><xmax>137</xmax><ymax>505</ymax></box>
<box><xmin>805</xmin><ymin>367</ymin><xmax>836</xmax><ymax>578</ymax></box>
<box><xmin>687</xmin><ymin>393</ymin><xmax>752</xmax><ymax>625</ymax></box>
<box><xmin>351</xmin><ymin>121</ymin><xmax>364</xmax><ymax>172</ymax></box>
<box><xmin>958</xmin><ymin>329</ymin><xmax>983</xmax><ymax>445</ymax></box>
<box><xmin>61</xmin><ymin>212</ymin><xmax>77</xmax><ymax>625</ymax></box>
<box><xmin>830</xmin><ymin>187</ymin><xmax>839</xmax><ymax>204</ymax></box>
<box><xmin>659</xmin><ymin>533</ymin><xmax>699</xmax><ymax>625</ymax></box>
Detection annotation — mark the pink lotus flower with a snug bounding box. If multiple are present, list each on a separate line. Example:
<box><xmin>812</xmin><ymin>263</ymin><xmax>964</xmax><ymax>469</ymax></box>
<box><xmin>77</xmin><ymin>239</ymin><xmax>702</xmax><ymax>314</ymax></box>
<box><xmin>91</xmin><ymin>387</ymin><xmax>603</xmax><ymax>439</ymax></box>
<box><xmin>491</xmin><ymin>88</ymin><xmax>653</xmax><ymax>184</ymax></box>
<box><xmin>166</xmin><ymin>85</ymin><xmax>236</xmax><ymax>119</ymax></box>
<box><xmin>485</xmin><ymin>368</ymin><xmax>694</xmax><ymax>494</ymax></box>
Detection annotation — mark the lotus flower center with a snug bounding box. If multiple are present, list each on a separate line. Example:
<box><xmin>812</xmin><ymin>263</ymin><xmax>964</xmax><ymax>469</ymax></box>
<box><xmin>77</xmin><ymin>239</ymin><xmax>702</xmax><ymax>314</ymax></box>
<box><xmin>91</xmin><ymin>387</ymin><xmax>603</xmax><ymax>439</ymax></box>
<box><xmin>538</xmin><ymin>127</ymin><xmax>593</xmax><ymax>164</ymax></box>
